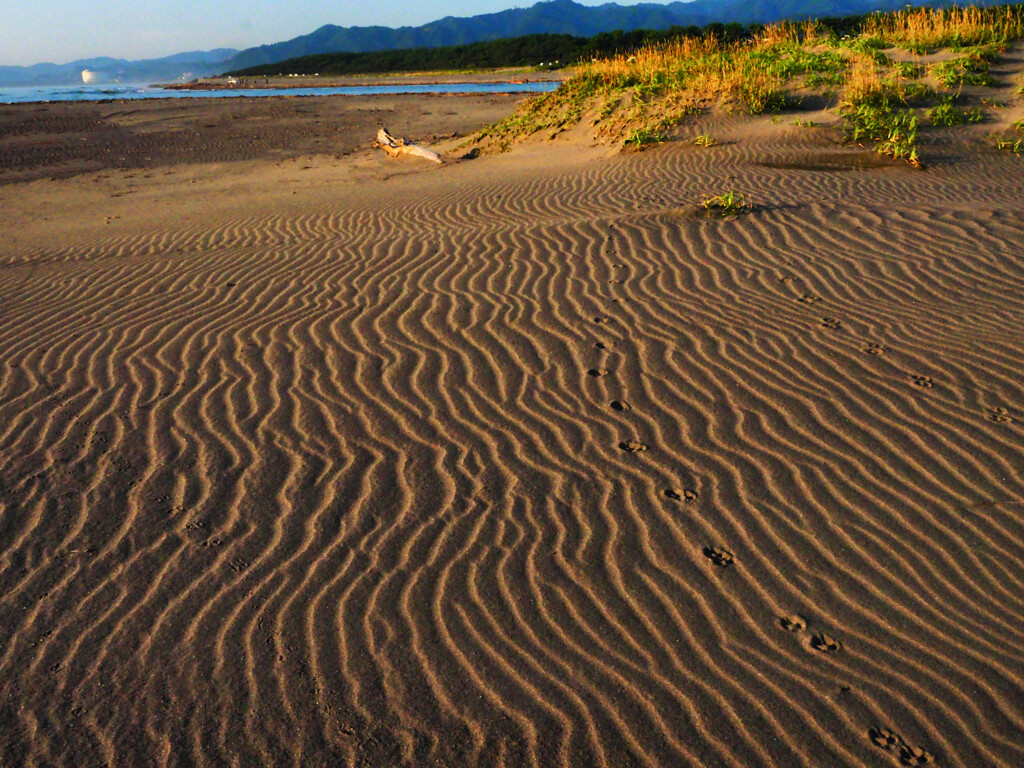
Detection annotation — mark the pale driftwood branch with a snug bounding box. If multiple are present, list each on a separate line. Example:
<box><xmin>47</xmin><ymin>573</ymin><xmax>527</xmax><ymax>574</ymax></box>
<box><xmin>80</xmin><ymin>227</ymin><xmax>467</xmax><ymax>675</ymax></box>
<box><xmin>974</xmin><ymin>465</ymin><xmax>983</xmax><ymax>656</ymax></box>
<box><xmin>372</xmin><ymin>127</ymin><xmax>442</xmax><ymax>163</ymax></box>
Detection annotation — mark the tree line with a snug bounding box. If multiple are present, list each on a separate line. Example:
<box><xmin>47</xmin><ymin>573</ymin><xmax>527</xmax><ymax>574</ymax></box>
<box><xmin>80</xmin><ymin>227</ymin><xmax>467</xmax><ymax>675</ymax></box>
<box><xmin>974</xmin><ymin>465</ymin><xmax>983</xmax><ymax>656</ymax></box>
<box><xmin>222</xmin><ymin>16</ymin><xmax>898</xmax><ymax>78</ymax></box>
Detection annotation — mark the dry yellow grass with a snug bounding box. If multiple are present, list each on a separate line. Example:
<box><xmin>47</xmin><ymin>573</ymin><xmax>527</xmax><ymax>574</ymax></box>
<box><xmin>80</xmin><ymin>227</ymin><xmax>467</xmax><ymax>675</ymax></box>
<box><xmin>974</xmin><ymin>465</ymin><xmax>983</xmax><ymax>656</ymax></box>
<box><xmin>862</xmin><ymin>5</ymin><xmax>1024</xmax><ymax>49</ymax></box>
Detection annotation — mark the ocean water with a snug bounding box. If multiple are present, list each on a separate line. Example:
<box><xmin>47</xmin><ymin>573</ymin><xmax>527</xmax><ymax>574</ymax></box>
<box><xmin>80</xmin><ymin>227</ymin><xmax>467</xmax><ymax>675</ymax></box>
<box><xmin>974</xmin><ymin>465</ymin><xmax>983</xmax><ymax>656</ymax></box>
<box><xmin>0</xmin><ymin>81</ymin><xmax>560</xmax><ymax>105</ymax></box>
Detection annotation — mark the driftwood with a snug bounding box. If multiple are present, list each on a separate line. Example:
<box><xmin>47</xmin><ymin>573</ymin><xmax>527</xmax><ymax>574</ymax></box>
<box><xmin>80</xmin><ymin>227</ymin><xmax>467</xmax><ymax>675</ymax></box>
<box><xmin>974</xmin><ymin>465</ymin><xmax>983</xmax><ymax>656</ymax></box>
<box><xmin>372</xmin><ymin>128</ymin><xmax>442</xmax><ymax>163</ymax></box>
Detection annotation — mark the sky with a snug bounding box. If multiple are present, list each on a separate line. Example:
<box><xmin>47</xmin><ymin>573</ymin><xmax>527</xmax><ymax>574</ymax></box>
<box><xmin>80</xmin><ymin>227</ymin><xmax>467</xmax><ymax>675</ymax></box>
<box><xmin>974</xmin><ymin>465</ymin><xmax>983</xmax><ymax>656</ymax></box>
<box><xmin>0</xmin><ymin>0</ymin><xmax>656</xmax><ymax>67</ymax></box>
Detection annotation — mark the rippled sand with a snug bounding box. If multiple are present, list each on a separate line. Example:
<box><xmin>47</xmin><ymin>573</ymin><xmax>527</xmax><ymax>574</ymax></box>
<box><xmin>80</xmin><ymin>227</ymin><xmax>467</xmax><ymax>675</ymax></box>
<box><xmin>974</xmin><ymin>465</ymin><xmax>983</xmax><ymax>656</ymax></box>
<box><xmin>2</xmin><ymin>95</ymin><xmax>1023</xmax><ymax>767</ymax></box>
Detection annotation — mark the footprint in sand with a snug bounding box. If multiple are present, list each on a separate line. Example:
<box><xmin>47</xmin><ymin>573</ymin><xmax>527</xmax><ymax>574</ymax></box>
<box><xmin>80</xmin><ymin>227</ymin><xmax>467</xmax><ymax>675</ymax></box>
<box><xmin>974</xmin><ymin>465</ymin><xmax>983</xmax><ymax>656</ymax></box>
<box><xmin>779</xmin><ymin>276</ymin><xmax>797</xmax><ymax>283</ymax></box>
<box><xmin>588</xmin><ymin>369</ymin><xmax>611</xmax><ymax>377</ymax></box>
<box><xmin>797</xmin><ymin>294</ymin><xmax>822</xmax><ymax>304</ymax></box>
<box><xmin>595</xmin><ymin>342</ymin><xmax>613</xmax><ymax>350</ymax></box>
<box><xmin>619</xmin><ymin>441</ymin><xmax>648</xmax><ymax>452</ymax></box>
<box><xmin>610</xmin><ymin>400</ymin><xmax>632</xmax><ymax>412</ymax></box>
<box><xmin>820</xmin><ymin>317</ymin><xmax>842</xmax><ymax>329</ymax></box>
<box><xmin>608</xmin><ymin>279</ymin><xmax>624</xmax><ymax>284</ymax></box>
<box><xmin>779</xmin><ymin>614</ymin><xmax>807</xmax><ymax>632</ymax></box>
<box><xmin>594</xmin><ymin>316</ymin><xmax>612</xmax><ymax>324</ymax></box>
<box><xmin>899</xmin><ymin>745</ymin><xmax>935</xmax><ymax>765</ymax></box>
<box><xmin>664</xmin><ymin>488</ymin><xmax>699</xmax><ymax>501</ymax></box>
<box><xmin>869</xmin><ymin>727</ymin><xmax>902</xmax><ymax>751</ymax></box>
<box><xmin>986</xmin><ymin>407</ymin><xmax>1014</xmax><ymax>423</ymax></box>
<box><xmin>703</xmin><ymin>547</ymin><xmax>735</xmax><ymax>567</ymax></box>
<box><xmin>864</xmin><ymin>343</ymin><xmax>886</xmax><ymax>356</ymax></box>
<box><xmin>910</xmin><ymin>375</ymin><xmax>934</xmax><ymax>388</ymax></box>
<box><xmin>810</xmin><ymin>632</ymin><xmax>842</xmax><ymax>653</ymax></box>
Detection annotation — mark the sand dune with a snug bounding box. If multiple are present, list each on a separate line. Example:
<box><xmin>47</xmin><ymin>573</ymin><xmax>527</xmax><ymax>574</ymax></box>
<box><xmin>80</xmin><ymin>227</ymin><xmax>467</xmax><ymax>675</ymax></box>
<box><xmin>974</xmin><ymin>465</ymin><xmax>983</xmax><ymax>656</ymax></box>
<box><xmin>1</xmin><ymin>100</ymin><xmax>1023</xmax><ymax>767</ymax></box>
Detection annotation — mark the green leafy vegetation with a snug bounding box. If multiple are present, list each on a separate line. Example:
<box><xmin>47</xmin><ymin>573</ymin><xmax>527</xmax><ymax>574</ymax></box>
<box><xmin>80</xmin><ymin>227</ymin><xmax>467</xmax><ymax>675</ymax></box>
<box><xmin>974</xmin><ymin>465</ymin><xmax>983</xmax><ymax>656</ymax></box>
<box><xmin>702</xmin><ymin>191</ymin><xmax>751</xmax><ymax>216</ymax></box>
<box><xmin>996</xmin><ymin>118</ymin><xmax>1024</xmax><ymax>153</ymax></box>
<box><xmin>926</xmin><ymin>96</ymin><xmax>983</xmax><ymax>125</ymax></box>
<box><xmin>842</xmin><ymin>93</ymin><xmax>921</xmax><ymax>166</ymax></box>
<box><xmin>626</xmin><ymin>128</ymin><xmax>666</xmax><ymax>149</ymax></box>
<box><xmin>693</xmin><ymin>133</ymin><xmax>717</xmax><ymax>146</ymax></box>
<box><xmin>932</xmin><ymin>52</ymin><xmax>997</xmax><ymax>88</ymax></box>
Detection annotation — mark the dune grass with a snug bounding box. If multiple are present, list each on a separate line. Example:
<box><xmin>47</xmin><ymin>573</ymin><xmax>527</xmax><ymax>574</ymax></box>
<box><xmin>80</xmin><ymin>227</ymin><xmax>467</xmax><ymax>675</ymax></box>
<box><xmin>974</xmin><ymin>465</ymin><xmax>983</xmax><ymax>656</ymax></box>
<box><xmin>474</xmin><ymin>4</ymin><xmax>1024</xmax><ymax>164</ymax></box>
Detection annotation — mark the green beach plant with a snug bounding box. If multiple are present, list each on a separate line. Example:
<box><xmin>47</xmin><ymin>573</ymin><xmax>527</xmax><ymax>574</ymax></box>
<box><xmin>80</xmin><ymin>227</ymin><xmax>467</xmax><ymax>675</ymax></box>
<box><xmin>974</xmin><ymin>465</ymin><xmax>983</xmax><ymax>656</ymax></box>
<box><xmin>927</xmin><ymin>96</ymin><xmax>984</xmax><ymax>125</ymax></box>
<box><xmin>702</xmin><ymin>190</ymin><xmax>751</xmax><ymax>216</ymax></box>
<box><xmin>626</xmin><ymin>128</ymin><xmax>666</xmax><ymax>149</ymax></box>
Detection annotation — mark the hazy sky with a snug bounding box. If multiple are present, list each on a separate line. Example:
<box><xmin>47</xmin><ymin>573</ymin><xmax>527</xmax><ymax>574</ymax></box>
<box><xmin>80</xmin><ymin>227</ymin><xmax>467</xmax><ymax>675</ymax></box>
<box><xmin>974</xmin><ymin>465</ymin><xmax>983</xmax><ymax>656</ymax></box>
<box><xmin>0</xmin><ymin>0</ymin><xmax>655</xmax><ymax>66</ymax></box>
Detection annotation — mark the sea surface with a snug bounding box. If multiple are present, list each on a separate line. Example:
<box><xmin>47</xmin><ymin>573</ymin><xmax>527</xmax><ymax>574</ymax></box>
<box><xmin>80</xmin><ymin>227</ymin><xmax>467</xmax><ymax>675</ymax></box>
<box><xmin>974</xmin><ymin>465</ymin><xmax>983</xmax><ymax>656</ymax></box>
<box><xmin>0</xmin><ymin>81</ymin><xmax>560</xmax><ymax>105</ymax></box>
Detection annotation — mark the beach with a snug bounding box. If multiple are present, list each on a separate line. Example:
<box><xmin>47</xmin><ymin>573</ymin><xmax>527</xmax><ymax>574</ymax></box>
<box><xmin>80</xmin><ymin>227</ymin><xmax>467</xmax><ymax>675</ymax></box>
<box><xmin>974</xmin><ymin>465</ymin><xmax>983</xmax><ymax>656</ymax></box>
<box><xmin>1</xmin><ymin>89</ymin><xmax>1023</xmax><ymax>767</ymax></box>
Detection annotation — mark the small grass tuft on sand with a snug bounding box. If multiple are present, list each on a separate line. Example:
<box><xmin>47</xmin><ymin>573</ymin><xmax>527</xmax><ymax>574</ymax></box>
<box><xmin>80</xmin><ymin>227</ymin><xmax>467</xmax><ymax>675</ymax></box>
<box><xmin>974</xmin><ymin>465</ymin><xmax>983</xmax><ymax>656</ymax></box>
<box><xmin>702</xmin><ymin>190</ymin><xmax>751</xmax><ymax>216</ymax></box>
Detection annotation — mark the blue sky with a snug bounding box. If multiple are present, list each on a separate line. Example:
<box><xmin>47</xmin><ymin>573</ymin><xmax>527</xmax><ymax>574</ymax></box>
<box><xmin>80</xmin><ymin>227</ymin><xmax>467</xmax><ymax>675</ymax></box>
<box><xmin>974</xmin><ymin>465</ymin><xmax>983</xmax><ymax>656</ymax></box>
<box><xmin>0</xmin><ymin>0</ymin><xmax>650</xmax><ymax>66</ymax></box>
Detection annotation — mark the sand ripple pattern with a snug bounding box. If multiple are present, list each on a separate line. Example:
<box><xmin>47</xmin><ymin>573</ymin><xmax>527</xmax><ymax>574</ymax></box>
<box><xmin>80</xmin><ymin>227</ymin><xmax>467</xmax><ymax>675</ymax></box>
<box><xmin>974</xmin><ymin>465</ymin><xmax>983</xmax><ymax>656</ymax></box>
<box><xmin>2</xmin><ymin>145</ymin><xmax>1024</xmax><ymax>767</ymax></box>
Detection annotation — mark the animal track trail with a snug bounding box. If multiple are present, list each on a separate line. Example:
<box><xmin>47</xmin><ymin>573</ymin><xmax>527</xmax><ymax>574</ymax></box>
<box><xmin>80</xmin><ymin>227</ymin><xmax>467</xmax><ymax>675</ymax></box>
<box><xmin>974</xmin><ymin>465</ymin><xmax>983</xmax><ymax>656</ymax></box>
<box><xmin>864</xmin><ymin>342</ymin><xmax>887</xmax><ymax>356</ymax></box>
<box><xmin>618</xmin><ymin>441</ymin><xmax>647</xmax><ymax>453</ymax></box>
<box><xmin>610</xmin><ymin>400</ymin><xmax>631</xmax><ymax>412</ymax></box>
<box><xmin>910</xmin><ymin>375</ymin><xmax>934</xmax><ymax>388</ymax></box>
<box><xmin>779</xmin><ymin>614</ymin><xmax>807</xmax><ymax>632</ymax></box>
<box><xmin>664</xmin><ymin>488</ymin><xmax>698</xmax><ymax>502</ymax></box>
<box><xmin>820</xmin><ymin>317</ymin><xmax>842</xmax><ymax>330</ymax></box>
<box><xmin>797</xmin><ymin>294</ymin><xmax>823</xmax><ymax>304</ymax></box>
<box><xmin>868</xmin><ymin>728</ymin><xmax>934</xmax><ymax>766</ymax></box>
<box><xmin>703</xmin><ymin>547</ymin><xmax>734</xmax><ymax>567</ymax></box>
<box><xmin>986</xmin><ymin>407</ymin><xmax>1014</xmax><ymax>423</ymax></box>
<box><xmin>869</xmin><ymin>727</ymin><xmax>902</xmax><ymax>751</ymax></box>
<box><xmin>899</xmin><ymin>745</ymin><xmax>935</xmax><ymax>766</ymax></box>
<box><xmin>809</xmin><ymin>632</ymin><xmax>842</xmax><ymax>654</ymax></box>
<box><xmin>587</xmin><ymin>369</ymin><xmax>610</xmax><ymax>377</ymax></box>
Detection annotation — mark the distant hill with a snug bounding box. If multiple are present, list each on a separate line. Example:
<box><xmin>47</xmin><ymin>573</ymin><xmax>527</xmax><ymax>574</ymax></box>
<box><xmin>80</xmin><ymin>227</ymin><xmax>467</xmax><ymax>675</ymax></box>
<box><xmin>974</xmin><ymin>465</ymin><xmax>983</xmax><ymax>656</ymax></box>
<box><xmin>0</xmin><ymin>49</ymin><xmax>238</xmax><ymax>87</ymax></box>
<box><xmin>218</xmin><ymin>0</ymin><xmax>934</xmax><ymax>72</ymax></box>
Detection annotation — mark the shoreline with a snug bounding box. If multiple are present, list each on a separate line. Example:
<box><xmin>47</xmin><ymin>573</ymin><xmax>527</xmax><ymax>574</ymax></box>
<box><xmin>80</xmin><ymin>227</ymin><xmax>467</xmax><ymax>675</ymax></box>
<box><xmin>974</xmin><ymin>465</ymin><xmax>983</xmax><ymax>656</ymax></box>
<box><xmin>161</xmin><ymin>68</ymin><xmax>568</xmax><ymax>91</ymax></box>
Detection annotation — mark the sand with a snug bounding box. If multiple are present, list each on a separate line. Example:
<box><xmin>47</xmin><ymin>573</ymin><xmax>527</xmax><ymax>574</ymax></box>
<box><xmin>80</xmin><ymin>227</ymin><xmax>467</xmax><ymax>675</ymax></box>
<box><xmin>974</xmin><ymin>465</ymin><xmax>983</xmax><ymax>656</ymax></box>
<box><xmin>1</xmin><ymin>91</ymin><xmax>1023</xmax><ymax>768</ymax></box>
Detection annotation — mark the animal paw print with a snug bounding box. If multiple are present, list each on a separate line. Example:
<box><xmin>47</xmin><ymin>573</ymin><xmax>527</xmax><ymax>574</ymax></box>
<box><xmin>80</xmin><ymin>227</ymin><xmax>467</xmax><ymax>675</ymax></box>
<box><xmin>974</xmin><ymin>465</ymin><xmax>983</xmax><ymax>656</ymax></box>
<box><xmin>779</xmin><ymin>614</ymin><xmax>807</xmax><ymax>632</ymax></box>
<box><xmin>868</xmin><ymin>727</ymin><xmax>934</xmax><ymax>765</ymax></box>
<box><xmin>587</xmin><ymin>369</ymin><xmax>610</xmax><ymax>377</ymax></box>
<box><xmin>910</xmin><ymin>375</ymin><xmax>933</xmax><ymax>388</ymax></box>
<box><xmin>797</xmin><ymin>294</ymin><xmax>822</xmax><ymax>304</ymax></box>
<box><xmin>820</xmin><ymin>317</ymin><xmax>842</xmax><ymax>329</ymax></box>
<box><xmin>986</xmin><ymin>407</ymin><xmax>1014</xmax><ymax>423</ymax></box>
<box><xmin>810</xmin><ymin>632</ymin><xmax>842</xmax><ymax>653</ymax></box>
<box><xmin>869</xmin><ymin>727</ymin><xmax>902</xmax><ymax>750</ymax></box>
<box><xmin>864</xmin><ymin>343</ymin><xmax>886</xmax><ymax>356</ymax></box>
<box><xmin>703</xmin><ymin>547</ymin><xmax>734</xmax><ymax>567</ymax></box>
<box><xmin>899</xmin><ymin>745</ymin><xmax>934</xmax><ymax>766</ymax></box>
<box><xmin>619</xmin><ymin>441</ymin><xmax>648</xmax><ymax>453</ymax></box>
<box><xmin>665</xmin><ymin>488</ymin><xmax>698</xmax><ymax>501</ymax></box>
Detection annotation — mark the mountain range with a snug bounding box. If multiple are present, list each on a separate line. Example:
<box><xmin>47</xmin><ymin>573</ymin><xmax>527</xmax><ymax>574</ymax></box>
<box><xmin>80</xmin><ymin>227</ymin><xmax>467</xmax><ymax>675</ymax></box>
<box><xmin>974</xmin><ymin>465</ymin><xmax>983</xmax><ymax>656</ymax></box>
<box><xmin>0</xmin><ymin>0</ymin><xmax>963</xmax><ymax>87</ymax></box>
